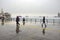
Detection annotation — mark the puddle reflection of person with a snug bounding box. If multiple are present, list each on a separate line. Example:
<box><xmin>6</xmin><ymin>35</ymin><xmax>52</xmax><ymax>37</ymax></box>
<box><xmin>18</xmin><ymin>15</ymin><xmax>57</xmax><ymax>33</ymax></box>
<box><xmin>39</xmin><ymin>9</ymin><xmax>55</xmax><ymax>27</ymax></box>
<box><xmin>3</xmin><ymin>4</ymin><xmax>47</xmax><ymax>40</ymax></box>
<box><xmin>16</xmin><ymin>24</ymin><xmax>20</xmax><ymax>33</ymax></box>
<box><xmin>42</xmin><ymin>28</ymin><xmax>45</xmax><ymax>35</ymax></box>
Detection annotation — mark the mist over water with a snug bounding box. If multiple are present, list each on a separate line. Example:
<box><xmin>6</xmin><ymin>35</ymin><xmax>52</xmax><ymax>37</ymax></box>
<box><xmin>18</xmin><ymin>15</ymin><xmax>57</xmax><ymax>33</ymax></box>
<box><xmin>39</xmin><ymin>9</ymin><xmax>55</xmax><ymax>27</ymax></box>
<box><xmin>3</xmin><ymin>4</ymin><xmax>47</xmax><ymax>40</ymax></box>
<box><xmin>12</xmin><ymin>16</ymin><xmax>60</xmax><ymax>24</ymax></box>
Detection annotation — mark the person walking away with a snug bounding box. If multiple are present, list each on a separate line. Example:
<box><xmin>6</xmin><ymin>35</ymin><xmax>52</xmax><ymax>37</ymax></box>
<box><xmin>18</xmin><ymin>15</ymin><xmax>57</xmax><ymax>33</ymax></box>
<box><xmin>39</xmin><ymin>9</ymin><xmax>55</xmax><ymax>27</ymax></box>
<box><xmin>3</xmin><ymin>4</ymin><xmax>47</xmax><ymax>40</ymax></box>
<box><xmin>42</xmin><ymin>16</ymin><xmax>46</xmax><ymax>28</ymax></box>
<box><xmin>16</xmin><ymin>16</ymin><xmax>20</xmax><ymax>25</ymax></box>
<box><xmin>23</xmin><ymin>17</ymin><xmax>25</xmax><ymax>25</ymax></box>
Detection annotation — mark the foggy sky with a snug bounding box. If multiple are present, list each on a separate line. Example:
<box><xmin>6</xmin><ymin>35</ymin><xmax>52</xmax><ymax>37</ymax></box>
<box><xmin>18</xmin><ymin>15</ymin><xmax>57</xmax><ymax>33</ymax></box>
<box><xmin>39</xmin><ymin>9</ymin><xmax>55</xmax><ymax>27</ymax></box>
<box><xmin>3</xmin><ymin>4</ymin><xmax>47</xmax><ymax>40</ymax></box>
<box><xmin>0</xmin><ymin>0</ymin><xmax>60</xmax><ymax>17</ymax></box>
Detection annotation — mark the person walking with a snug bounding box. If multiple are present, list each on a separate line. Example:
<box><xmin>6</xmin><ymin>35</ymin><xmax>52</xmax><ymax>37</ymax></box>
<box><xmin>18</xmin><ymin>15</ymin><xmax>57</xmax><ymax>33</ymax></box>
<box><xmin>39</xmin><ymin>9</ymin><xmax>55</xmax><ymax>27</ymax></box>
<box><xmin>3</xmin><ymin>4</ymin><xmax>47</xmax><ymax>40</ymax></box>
<box><xmin>23</xmin><ymin>17</ymin><xmax>25</xmax><ymax>25</ymax></box>
<box><xmin>16</xmin><ymin>16</ymin><xmax>20</xmax><ymax>25</ymax></box>
<box><xmin>42</xmin><ymin>16</ymin><xmax>46</xmax><ymax>28</ymax></box>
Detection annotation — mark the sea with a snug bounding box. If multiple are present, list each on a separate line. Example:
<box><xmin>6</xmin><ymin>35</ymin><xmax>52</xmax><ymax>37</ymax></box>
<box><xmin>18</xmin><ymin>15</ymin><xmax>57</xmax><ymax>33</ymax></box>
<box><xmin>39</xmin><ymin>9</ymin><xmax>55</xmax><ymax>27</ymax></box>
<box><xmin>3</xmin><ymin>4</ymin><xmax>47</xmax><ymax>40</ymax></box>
<box><xmin>12</xmin><ymin>16</ymin><xmax>60</xmax><ymax>23</ymax></box>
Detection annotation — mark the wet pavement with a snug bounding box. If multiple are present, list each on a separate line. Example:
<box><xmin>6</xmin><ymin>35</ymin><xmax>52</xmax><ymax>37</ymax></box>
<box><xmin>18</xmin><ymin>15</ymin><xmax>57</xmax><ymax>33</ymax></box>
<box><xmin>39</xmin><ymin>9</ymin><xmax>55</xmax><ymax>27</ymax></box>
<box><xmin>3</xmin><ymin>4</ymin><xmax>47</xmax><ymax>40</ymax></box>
<box><xmin>0</xmin><ymin>21</ymin><xmax>60</xmax><ymax>40</ymax></box>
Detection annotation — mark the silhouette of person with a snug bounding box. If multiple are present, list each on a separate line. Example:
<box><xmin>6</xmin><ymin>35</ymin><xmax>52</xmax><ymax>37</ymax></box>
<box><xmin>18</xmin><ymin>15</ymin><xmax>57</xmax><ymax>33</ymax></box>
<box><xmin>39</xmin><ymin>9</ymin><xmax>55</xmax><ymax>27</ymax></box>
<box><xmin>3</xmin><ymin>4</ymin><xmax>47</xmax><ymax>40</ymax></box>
<box><xmin>16</xmin><ymin>16</ymin><xmax>20</xmax><ymax>25</ymax></box>
<box><xmin>42</xmin><ymin>16</ymin><xmax>46</xmax><ymax>28</ymax></box>
<box><xmin>23</xmin><ymin>17</ymin><xmax>25</xmax><ymax>25</ymax></box>
<box><xmin>43</xmin><ymin>16</ymin><xmax>45</xmax><ymax>23</ymax></box>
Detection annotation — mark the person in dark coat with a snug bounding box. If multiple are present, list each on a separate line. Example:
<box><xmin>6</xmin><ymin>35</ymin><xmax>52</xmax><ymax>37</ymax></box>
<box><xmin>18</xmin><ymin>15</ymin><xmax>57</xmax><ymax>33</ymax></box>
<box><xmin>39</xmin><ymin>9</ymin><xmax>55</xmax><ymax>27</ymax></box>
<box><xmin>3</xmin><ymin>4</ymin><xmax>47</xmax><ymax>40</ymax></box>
<box><xmin>43</xmin><ymin>16</ymin><xmax>45</xmax><ymax>23</ymax></box>
<box><xmin>16</xmin><ymin>16</ymin><xmax>20</xmax><ymax>25</ymax></box>
<box><xmin>23</xmin><ymin>17</ymin><xmax>25</xmax><ymax>25</ymax></box>
<box><xmin>42</xmin><ymin>16</ymin><xmax>46</xmax><ymax>28</ymax></box>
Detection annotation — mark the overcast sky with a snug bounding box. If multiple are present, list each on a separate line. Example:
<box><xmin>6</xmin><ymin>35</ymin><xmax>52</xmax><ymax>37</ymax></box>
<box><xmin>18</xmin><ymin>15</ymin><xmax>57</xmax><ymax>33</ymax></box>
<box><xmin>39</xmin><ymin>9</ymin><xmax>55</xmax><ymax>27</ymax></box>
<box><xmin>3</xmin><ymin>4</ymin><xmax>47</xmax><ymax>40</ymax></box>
<box><xmin>0</xmin><ymin>0</ymin><xmax>60</xmax><ymax>17</ymax></box>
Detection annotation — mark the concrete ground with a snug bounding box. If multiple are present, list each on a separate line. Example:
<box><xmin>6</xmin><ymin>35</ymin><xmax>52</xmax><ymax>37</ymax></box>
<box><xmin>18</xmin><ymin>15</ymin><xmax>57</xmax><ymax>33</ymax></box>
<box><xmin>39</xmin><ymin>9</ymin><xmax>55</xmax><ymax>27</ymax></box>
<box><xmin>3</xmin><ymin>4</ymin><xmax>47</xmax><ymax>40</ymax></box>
<box><xmin>0</xmin><ymin>21</ymin><xmax>60</xmax><ymax>40</ymax></box>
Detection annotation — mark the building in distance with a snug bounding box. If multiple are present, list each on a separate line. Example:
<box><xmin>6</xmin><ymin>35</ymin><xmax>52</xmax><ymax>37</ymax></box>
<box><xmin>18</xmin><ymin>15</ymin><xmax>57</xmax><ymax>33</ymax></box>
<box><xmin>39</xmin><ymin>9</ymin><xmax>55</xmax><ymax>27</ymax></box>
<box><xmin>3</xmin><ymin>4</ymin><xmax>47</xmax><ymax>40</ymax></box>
<box><xmin>0</xmin><ymin>9</ymin><xmax>11</xmax><ymax>21</ymax></box>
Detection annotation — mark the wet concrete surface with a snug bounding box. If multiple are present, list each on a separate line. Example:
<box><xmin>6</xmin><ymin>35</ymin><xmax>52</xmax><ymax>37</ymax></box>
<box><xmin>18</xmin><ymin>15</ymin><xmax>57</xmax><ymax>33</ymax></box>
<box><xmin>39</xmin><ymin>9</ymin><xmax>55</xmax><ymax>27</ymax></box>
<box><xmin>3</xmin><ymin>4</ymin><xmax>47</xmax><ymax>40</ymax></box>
<box><xmin>0</xmin><ymin>22</ymin><xmax>60</xmax><ymax>40</ymax></box>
